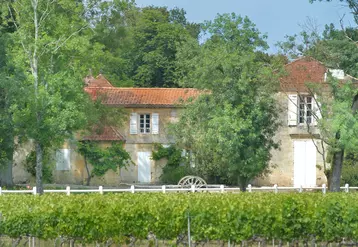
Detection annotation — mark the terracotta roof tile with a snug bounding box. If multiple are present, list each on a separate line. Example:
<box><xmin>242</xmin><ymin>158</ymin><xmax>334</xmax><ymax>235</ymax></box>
<box><xmin>82</xmin><ymin>126</ymin><xmax>125</xmax><ymax>141</ymax></box>
<box><xmin>280</xmin><ymin>57</ymin><xmax>327</xmax><ymax>92</ymax></box>
<box><xmin>84</xmin><ymin>74</ymin><xmax>114</xmax><ymax>88</ymax></box>
<box><xmin>85</xmin><ymin>87</ymin><xmax>202</xmax><ymax>108</ymax></box>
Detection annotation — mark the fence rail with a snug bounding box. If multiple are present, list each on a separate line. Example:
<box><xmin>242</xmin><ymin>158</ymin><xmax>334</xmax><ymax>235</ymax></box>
<box><xmin>1</xmin><ymin>183</ymin><xmax>358</xmax><ymax>195</ymax></box>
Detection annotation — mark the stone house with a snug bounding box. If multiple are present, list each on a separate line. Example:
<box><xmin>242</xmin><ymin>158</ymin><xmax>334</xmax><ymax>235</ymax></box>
<box><xmin>13</xmin><ymin>57</ymin><xmax>350</xmax><ymax>186</ymax></box>
<box><xmin>260</xmin><ymin>57</ymin><xmax>351</xmax><ymax>187</ymax></box>
<box><xmin>48</xmin><ymin>75</ymin><xmax>200</xmax><ymax>185</ymax></box>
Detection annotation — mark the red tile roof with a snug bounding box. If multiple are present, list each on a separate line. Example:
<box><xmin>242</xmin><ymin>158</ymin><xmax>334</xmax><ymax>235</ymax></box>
<box><xmin>84</xmin><ymin>74</ymin><xmax>114</xmax><ymax>88</ymax></box>
<box><xmin>85</xmin><ymin>86</ymin><xmax>202</xmax><ymax>108</ymax></box>
<box><xmin>280</xmin><ymin>57</ymin><xmax>327</xmax><ymax>92</ymax></box>
<box><xmin>82</xmin><ymin>126</ymin><xmax>125</xmax><ymax>141</ymax></box>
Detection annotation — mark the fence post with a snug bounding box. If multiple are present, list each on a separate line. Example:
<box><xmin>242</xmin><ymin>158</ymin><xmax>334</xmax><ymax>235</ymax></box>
<box><xmin>345</xmin><ymin>183</ymin><xmax>349</xmax><ymax>193</ymax></box>
<box><xmin>66</xmin><ymin>186</ymin><xmax>71</xmax><ymax>196</ymax></box>
<box><xmin>274</xmin><ymin>184</ymin><xmax>278</xmax><ymax>194</ymax></box>
<box><xmin>191</xmin><ymin>185</ymin><xmax>195</xmax><ymax>193</ymax></box>
<box><xmin>0</xmin><ymin>187</ymin><xmax>2</xmax><ymax>196</ymax></box>
<box><xmin>322</xmin><ymin>184</ymin><xmax>326</xmax><ymax>194</ymax></box>
<box><xmin>187</xmin><ymin>211</ymin><xmax>191</xmax><ymax>247</ymax></box>
<box><xmin>162</xmin><ymin>185</ymin><xmax>166</xmax><ymax>193</ymax></box>
<box><xmin>248</xmin><ymin>184</ymin><xmax>252</xmax><ymax>193</ymax></box>
<box><xmin>131</xmin><ymin>185</ymin><xmax>135</xmax><ymax>193</ymax></box>
<box><xmin>99</xmin><ymin>186</ymin><xmax>103</xmax><ymax>195</ymax></box>
<box><xmin>32</xmin><ymin>187</ymin><xmax>37</xmax><ymax>195</ymax></box>
<box><xmin>299</xmin><ymin>185</ymin><xmax>303</xmax><ymax>193</ymax></box>
<box><xmin>220</xmin><ymin>185</ymin><xmax>224</xmax><ymax>193</ymax></box>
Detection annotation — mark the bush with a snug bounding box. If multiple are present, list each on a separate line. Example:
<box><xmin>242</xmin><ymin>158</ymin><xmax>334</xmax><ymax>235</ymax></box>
<box><xmin>152</xmin><ymin>144</ymin><xmax>193</xmax><ymax>184</ymax></box>
<box><xmin>341</xmin><ymin>152</ymin><xmax>358</xmax><ymax>186</ymax></box>
<box><xmin>0</xmin><ymin>193</ymin><xmax>358</xmax><ymax>244</ymax></box>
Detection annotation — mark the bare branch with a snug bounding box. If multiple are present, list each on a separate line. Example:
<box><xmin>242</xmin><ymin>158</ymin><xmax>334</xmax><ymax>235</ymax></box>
<box><xmin>339</xmin><ymin>14</ymin><xmax>358</xmax><ymax>44</ymax></box>
<box><xmin>38</xmin><ymin>0</ymin><xmax>56</xmax><ymax>29</ymax></box>
<box><xmin>7</xmin><ymin>3</ymin><xmax>33</xmax><ymax>67</ymax></box>
<box><xmin>52</xmin><ymin>24</ymin><xmax>88</xmax><ymax>53</ymax></box>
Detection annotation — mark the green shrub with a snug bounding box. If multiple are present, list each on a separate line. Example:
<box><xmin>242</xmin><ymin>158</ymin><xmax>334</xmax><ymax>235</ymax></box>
<box><xmin>341</xmin><ymin>152</ymin><xmax>358</xmax><ymax>186</ymax></box>
<box><xmin>0</xmin><ymin>193</ymin><xmax>358</xmax><ymax>244</ymax></box>
<box><xmin>152</xmin><ymin>144</ymin><xmax>193</xmax><ymax>184</ymax></box>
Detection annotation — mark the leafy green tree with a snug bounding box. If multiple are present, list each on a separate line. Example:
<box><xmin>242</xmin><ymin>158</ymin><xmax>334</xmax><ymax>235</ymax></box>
<box><xmin>173</xmin><ymin>13</ymin><xmax>282</xmax><ymax>190</ymax></box>
<box><xmin>129</xmin><ymin>6</ymin><xmax>200</xmax><ymax>87</ymax></box>
<box><xmin>91</xmin><ymin>3</ymin><xmax>200</xmax><ymax>88</ymax></box>
<box><xmin>78</xmin><ymin>141</ymin><xmax>132</xmax><ymax>185</ymax></box>
<box><xmin>0</xmin><ymin>0</ymin><xmax>109</xmax><ymax>193</ymax></box>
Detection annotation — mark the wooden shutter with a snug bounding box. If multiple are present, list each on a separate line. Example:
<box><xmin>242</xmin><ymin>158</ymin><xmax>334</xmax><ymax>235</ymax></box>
<box><xmin>152</xmin><ymin>113</ymin><xmax>159</xmax><ymax>134</ymax></box>
<box><xmin>130</xmin><ymin>113</ymin><xmax>137</xmax><ymax>134</ymax></box>
<box><xmin>288</xmin><ymin>94</ymin><xmax>298</xmax><ymax>126</ymax></box>
<box><xmin>55</xmin><ymin>149</ymin><xmax>70</xmax><ymax>171</ymax></box>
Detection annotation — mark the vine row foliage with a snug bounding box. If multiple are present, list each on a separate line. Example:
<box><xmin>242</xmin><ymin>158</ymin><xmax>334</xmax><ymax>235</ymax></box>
<box><xmin>0</xmin><ymin>193</ymin><xmax>358</xmax><ymax>244</ymax></box>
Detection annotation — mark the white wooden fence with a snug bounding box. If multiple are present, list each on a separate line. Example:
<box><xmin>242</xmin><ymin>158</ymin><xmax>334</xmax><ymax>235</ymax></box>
<box><xmin>0</xmin><ymin>183</ymin><xmax>357</xmax><ymax>195</ymax></box>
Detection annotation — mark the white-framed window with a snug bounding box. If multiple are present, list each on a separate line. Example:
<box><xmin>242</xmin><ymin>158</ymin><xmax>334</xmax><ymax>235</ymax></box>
<box><xmin>130</xmin><ymin>112</ymin><xmax>159</xmax><ymax>135</ymax></box>
<box><xmin>287</xmin><ymin>94</ymin><xmax>319</xmax><ymax>126</ymax></box>
<box><xmin>298</xmin><ymin>95</ymin><xmax>313</xmax><ymax>124</ymax></box>
<box><xmin>56</xmin><ymin>149</ymin><xmax>71</xmax><ymax>171</ymax></box>
<box><xmin>139</xmin><ymin>114</ymin><xmax>151</xmax><ymax>133</ymax></box>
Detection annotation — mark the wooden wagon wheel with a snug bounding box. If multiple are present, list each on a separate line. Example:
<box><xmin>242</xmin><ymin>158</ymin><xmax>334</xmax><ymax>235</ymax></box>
<box><xmin>177</xmin><ymin>176</ymin><xmax>207</xmax><ymax>188</ymax></box>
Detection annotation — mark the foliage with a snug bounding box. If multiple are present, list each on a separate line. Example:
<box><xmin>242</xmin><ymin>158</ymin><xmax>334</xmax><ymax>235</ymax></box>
<box><xmin>90</xmin><ymin>3</ymin><xmax>200</xmax><ymax>87</ymax></box>
<box><xmin>23</xmin><ymin>150</ymin><xmax>53</xmax><ymax>183</ymax></box>
<box><xmin>0</xmin><ymin>0</ymin><xmax>121</xmax><ymax>192</ymax></box>
<box><xmin>1</xmin><ymin>193</ymin><xmax>358</xmax><ymax>243</ymax></box>
<box><xmin>152</xmin><ymin>144</ymin><xmax>192</xmax><ymax>184</ymax></box>
<box><xmin>77</xmin><ymin>141</ymin><xmax>132</xmax><ymax>178</ymax></box>
<box><xmin>173</xmin><ymin>13</ymin><xmax>282</xmax><ymax>189</ymax></box>
<box><xmin>341</xmin><ymin>152</ymin><xmax>358</xmax><ymax>186</ymax></box>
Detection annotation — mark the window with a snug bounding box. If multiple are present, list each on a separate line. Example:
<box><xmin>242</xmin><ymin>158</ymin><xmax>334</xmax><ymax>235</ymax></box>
<box><xmin>130</xmin><ymin>112</ymin><xmax>159</xmax><ymax>135</ymax></box>
<box><xmin>56</xmin><ymin>149</ymin><xmax>70</xmax><ymax>171</ymax></box>
<box><xmin>298</xmin><ymin>95</ymin><xmax>313</xmax><ymax>124</ymax></box>
<box><xmin>139</xmin><ymin>114</ymin><xmax>151</xmax><ymax>133</ymax></box>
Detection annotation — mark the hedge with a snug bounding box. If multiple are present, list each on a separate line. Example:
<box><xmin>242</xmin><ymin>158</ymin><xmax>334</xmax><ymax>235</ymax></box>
<box><xmin>0</xmin><ymin>193</ymin><xmax>357</xmax><ymax>243</ymax></box>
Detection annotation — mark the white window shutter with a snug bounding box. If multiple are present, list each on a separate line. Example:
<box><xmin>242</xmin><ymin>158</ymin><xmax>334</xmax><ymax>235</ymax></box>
<box><xmin>152</xmin><ymin>113</ymin><xmax>159</xmax><ymax>134</ymax></box>
<box><xmin>130</xmin><ymin>113</ymin><xmax>138</xmax><ymax>134</ymax></box>
<box><xmin>288</xmin><ymin>94</ymin><xmax>298</xmax><ymax>126</ymax></box>
<box><xmin>56</xmin><ymin>149</ymin><xmax>70</xmax><ymax>171</ymax></box>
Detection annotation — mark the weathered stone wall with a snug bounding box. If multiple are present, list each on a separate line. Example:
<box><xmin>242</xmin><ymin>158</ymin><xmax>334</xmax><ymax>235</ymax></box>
<box><xmin>254</xmin><ymin>92</ymin><xmax>327</xmax><ymax>186</ymax></box>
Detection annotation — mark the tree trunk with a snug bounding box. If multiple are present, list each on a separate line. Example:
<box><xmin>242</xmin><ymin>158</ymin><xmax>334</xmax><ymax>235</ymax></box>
<box><xmin>84</xmin><ymin>155</ymin><xmax>91</xmax><ymax>186</ymax></box>
<box><xmin>35</xmin><ymin>142</ymin><xmax>43</xmax><ymax>194</ymax></box>
<box><xmin>0</xmin><ymin>134</ymin><xmax>14</xmax><ymax>187</ymax></box>
<box><xmin>329</xmin><ymin>149</ymin><xmax>344</xmax><ymax>192</ymax></box>
<box><xmin>238</xmin><ymin>177</ymin><xmax>247</xmax><ymax>192</ymax></box>
<box><xmin>0</xmin><ymin>159</ymin><xmax>13</xmax><ymax>187</ymax></box>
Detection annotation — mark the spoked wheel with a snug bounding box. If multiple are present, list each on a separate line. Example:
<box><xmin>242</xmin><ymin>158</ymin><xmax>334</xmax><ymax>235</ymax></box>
<box><xmin>177</xmin><ymin>176</ymin><xmax>207</xmax><ymax>188</ymax></box>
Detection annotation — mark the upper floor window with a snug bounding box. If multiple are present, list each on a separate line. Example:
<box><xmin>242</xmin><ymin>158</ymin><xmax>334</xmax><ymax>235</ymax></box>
<box><xmin>139</xmin><ymin>114</ymin><xmax>151</xmax><ymax>133</ymax></box>
<box><xmin>298</xmin><ymin>95</ymin><xmax>313</xmax><ymax>124</ymax></box>
<box><xmin>130</xmin><ymin>112</ymin><xmax>159</xmax><ymax>135</ymax></box>
<box><xmin>288</xmin><ymin>94</ymin><xmax>320</xmax><ymax>126</ymax></box>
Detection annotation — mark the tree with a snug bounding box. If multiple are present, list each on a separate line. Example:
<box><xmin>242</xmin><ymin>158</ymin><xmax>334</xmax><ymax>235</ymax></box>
<box><xmin>173</xmin><ymin>13</ymin><xmax>282</xmax><ymax>190</ymax></box>
<box><xmin>91</xmin><ymin>4</ymin><xmax>200</xmax><ymax>88</ymax></box>
<box><xmin>1</xmin><ymin>0</ymin><xmax>105</xmax><ymax>194</ymax></box>
<box><xmin>78</xmin><ymin>141</ymin><xmax>132</xmax><ymax>185</ymax></box>
<box><xmin>0</xmin><ymin>9</ymin><xmax>23</xmax><ymax>187</ymax></box>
